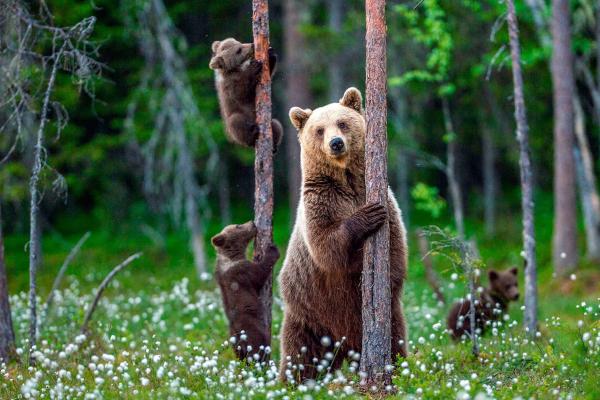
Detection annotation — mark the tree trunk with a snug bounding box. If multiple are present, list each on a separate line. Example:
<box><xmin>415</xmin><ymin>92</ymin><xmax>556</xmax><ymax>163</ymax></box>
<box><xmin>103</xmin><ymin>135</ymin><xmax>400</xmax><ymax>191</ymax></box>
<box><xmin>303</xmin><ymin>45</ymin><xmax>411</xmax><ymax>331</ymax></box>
<box><xmin>0</xmin><ymin>203</ymin><xmax>16</xmax><ymax>363</ymax></box>
<box><xmin>482</xmin><ymin>124</ymin><xmax>496</xmax><ymax>237</ymax></box>
<box><xmin>573</xmin><ymin>96</ymin><xmax>600</xmax><ymax>261</ymax></box>
<box><xmin>252</xmin><ymin>0</ymin><xmax>275</xmax><ymax>346</ymax></box>
<box><xmin>327</xmin><ymin>0</ymin><xmax>344</xmax><ymax>102</ymax></box>
<box><xmin>360</xmin><ymin>0</ymin><xmax>391</xmax><ymax>390</ymax></box>
<box><xmin>442</xmin><ymin>98</ymin><xmax>465</xmax><ymax>239</ymax></box>
<box><xmin>551</xmin><ymin>0</ymin><xmax>578</xmax><ymax>274</ymax></box>
<box><xmin>283</xmin><ymin>0</ymin><xmax>310</xmax><ymax>219</ymax></box>
<box><xmin>507</xmin><ymin>0</ymin><xmax>538</xmax><ymax>337</ymax></box>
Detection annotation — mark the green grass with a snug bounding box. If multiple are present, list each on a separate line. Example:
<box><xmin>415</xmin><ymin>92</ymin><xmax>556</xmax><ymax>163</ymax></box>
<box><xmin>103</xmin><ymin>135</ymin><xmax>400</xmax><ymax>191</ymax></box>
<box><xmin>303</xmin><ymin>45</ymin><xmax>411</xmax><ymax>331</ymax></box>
<box><xmin>2</xmin><ymin>204</ymin><xmax>599</xmax><ymax>399</ymax></box>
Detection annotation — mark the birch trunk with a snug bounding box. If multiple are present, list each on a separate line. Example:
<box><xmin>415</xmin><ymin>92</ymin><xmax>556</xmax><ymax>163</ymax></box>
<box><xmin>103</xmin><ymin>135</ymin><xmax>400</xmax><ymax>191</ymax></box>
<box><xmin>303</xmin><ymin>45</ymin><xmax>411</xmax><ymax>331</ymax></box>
<box><xmin>551</xmin><ymin>0</ymin><xmax>579</xmax><ymax>274</ymax></box>
<box><xmin>0</xmin><ymin>204</ymin><xmax>16</xmax><ymax>363</ymax></box>
<box><xmin>507</xmin><ymin>0</ymin><xmax>538</xmax><ymax>336</ymax></box>
<box><xmin>252</xmin><ymin>0</ymin><xmax>275</xmax><ymax>345</ymax></box>
<box><xmin>360</xmin><ymin>0</ymin><xmax>392</xmax><ymax>390</ymax></box>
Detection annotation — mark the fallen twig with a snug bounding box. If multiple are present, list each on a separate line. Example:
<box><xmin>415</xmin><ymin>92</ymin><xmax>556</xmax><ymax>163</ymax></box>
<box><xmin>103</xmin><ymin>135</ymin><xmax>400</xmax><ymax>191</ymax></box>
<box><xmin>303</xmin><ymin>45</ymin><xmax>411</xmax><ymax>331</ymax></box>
<box><xmin>43</xmin><ymin>232</ymin><xmax>91</xmax><ymax>319</ymax></box>
<box><xmin>80</xmin><ymin>252</ymin><xmax>142</xmax><ymax>333</ymax></box>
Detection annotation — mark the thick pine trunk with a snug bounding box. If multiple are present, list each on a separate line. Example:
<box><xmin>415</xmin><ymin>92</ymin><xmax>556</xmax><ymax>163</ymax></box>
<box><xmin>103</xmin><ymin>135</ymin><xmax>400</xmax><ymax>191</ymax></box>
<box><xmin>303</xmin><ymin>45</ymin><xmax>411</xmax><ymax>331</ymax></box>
<box><xmin>551</xmin><ymin>0</ymin><xmax>578</xmax><ymax>274</ymax></box>
<box><xmin>360</xmin><ymin>0</ymin><xmax>391</xmax><ymax>390</ymax></box>
<box><xmin>283</xmin><ymin>0</ymin><xmax>310</xmax><ymax>219</ymax></box>
<box><xmin>507</xmin><ymin>0</ymin><xmax>538</xmax><ymax>337</ymax></box>
<box><xmin>252</xmin><ymin>0</ymin><xmax>275</xmax><ymax>345</ymax></box>
<box><xmin>573</xmin><ymin>97</ymin><xmax>600</xmax><ymax>261</ymax></box>
<box><xmin>0</xmin><ymin>204</ymin><xmax>16</xmax><ymax>363</ymax></box>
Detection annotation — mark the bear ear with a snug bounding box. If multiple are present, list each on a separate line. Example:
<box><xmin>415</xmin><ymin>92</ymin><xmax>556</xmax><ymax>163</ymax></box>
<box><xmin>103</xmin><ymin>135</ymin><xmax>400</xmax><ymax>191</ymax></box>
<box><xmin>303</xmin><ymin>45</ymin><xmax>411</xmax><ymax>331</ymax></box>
<box><xmin>211</xmin><ymin>234</ymin><xmax>226</xmax><ymax>247</ymax></box>
<box><xmin>509</xmin><ymin>267</ymin><xmax>518</xmax><ymax>276</ymax></box>
<box><xmin>339</xmin><ymin>87</ymin><xmax>363</xmax><ymax>114</ymax></box>
<box><xmin>289</xmin><ymin>107</ymin><xmax>312</xmax><ymax>131</ymax></box>
<box><xmin>209</xmin><ymin>56</ymin><xmax>224</xmax><ymax>70</ymax></box>
<box><xmin>488</xmin><ymin>269</ymin><xmax>499</xmax><ymax>282</ymax></box>
<box><xmin>211</xmin><ymin>41</ymin><xmax>221</xmax><ymax>54</ymax></box>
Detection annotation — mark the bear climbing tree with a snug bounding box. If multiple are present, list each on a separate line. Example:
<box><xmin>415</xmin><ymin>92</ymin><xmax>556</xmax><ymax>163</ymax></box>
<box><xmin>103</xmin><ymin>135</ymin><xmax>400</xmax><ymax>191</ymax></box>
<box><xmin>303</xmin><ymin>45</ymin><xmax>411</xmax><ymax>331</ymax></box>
<box><xmin>361</xmin><ymin>0</ymin><xmax>392</xmax><ymax>390</ymax></box>
<box><xmin>252</xmin><ymin>0</ymin><xmax>276</xmax><ymax>346</ymax></box>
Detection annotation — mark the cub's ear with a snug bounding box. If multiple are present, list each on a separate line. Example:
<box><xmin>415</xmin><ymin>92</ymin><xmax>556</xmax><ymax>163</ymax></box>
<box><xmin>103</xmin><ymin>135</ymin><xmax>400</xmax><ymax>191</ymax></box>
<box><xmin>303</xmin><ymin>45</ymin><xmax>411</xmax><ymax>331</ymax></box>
<box><xmin>509</xmin><ymin>267</ymin><xmax>518</xmax><ymax>276</ymax></box>
<box><xmin>339</xmin><ymin>87</ymin><xmax>363</xmax><ymax>113</ymax></box>
<box><xmin>289</xmin><ymin>107</ymin><xmax>312</xmax><ymax>131</ymax></box>
<box><xmin>211</xmin><ymin>41</ymin><xmax>221</xmax><ymax>54</ymax></box>
<box><xmin>488</xmin><ymin>269</ymin><xmax>499</xmax><ymax>282</ymax></box>
<box><xmin>209</xmin><ymin>55</ymin><xmax>224</xmax><ymax>70</ymax></box>
<box><xmin>211</xmin><ymin>234</ymin><xmax>226</xmax><ymax>247</ymax></box>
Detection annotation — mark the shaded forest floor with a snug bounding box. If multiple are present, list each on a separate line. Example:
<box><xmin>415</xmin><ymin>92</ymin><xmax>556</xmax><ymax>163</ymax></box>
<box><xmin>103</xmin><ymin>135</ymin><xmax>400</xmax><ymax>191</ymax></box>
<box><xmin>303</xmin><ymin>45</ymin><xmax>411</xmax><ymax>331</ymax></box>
<box><xmin>2</xmin><ymin>205</ymin><xmax>600</xmax><ymax>399</ymax></box>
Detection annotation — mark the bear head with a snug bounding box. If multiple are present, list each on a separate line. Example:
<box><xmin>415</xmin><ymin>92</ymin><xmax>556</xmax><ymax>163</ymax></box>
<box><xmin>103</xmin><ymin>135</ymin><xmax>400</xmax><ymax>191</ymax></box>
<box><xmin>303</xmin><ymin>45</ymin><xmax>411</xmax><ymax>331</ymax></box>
<box><xmin>211</xmin><ymin>221</ymin><xmax>257</xmax><ymax>259</ymax></box>
<box><xmin>289</xmin><ymin>87</ymin><xmax>365</xmax><ymax>170</ymax></box>
<box><xmin>209</xmin><ymin>38</ymin><xmax>254</xmax><ymax>72</ymax></box>
<box><xmin>488</xmin><ymin>267</ymin><xmax>519</xmax><ymax>302</ymax></box>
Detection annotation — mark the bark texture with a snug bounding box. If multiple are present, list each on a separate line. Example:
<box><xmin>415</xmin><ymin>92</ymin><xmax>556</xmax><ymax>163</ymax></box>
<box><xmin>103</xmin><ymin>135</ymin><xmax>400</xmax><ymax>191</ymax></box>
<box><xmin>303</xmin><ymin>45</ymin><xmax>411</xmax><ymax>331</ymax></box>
<box><xmin>360</xmin><ymin>0</ymin><xmax>392</xmax><ymax>389</ymax></box>
<box><xmin>252</xmin><ymin>0</ymin><xmax>275</xmax><ymax>345</ymax></box>
<box><xmin>0</xmin><ymin>204</ymin><xmax>16</xmax><ymax>363</ymax></box>
<box><xmin>283</xmin><ymin>0</ymin><xmax>310</xmax><ymax>218</ymax></box>
<box><xmin>551</xmin><ymin>0</ymin><xmax>578</xmax><ymax>274</ymax></box>
<box><xmin>507</xmin><ymin>0</ymin><xmax>538</xmax><ymax>337</ymax></box>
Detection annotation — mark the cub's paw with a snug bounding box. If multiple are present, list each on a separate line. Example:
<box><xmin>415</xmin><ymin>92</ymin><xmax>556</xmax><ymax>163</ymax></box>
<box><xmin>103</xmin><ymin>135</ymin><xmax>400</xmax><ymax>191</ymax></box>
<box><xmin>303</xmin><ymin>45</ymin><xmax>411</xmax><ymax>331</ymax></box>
<box><xmin>264</xmin><ymin>244</ymin><xmax>280</xmax><ymax>264</ymax></box>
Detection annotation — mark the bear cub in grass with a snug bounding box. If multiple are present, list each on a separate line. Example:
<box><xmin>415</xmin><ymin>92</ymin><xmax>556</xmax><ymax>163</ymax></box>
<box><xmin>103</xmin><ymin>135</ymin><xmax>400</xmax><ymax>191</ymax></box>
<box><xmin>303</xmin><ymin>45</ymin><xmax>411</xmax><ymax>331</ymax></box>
<box><xmin>447</xmin><ymin>267</ymin><xmax>519</xmax><ymax>340</ymax></box>
<box><xmin>209</xmin><ymin>38</ymin><xmax>282</xmax><ymax>151</ymax></box>
<box><xmin>278</xmin><ymin>87</ymin><xmax>408</xmax><ymax>383</ymax></box>
<box><xmin>211</xmin><ymin>221</ymin><xmax>280</xmax><ymax>361</ymax></box>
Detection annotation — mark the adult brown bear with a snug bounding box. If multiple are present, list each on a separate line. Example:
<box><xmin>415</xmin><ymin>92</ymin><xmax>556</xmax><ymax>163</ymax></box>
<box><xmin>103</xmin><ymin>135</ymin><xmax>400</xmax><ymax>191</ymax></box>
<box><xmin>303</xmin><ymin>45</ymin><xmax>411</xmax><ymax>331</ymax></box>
<box><xmin>278</xmin><ymin>87</ymin><xmax>408</xmax><ymax>382</ymax></box>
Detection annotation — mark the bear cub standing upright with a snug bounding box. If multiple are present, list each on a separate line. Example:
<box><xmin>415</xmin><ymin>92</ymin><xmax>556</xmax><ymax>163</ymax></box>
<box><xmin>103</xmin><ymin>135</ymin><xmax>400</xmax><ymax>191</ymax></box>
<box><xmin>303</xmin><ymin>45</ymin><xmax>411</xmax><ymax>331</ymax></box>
<box><xmin>211</xmin><ymin>221</ymin><xmax>280</xmax><ymax>361</ymax></box>
<box><xmin>209</xmin><ymin>38</ymin><xmax>282</xmax><ymax>151</ymax></box>
<box><xmin>447</xmin><ymin>267</ymin><xmax>519</xmax><ymax>340</ymax></box>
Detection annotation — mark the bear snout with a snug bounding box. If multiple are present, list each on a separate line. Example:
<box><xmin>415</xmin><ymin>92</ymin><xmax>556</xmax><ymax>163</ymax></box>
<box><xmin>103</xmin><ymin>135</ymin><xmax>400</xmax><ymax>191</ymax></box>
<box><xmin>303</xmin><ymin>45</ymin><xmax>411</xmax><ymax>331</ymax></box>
<box><xmin>329</xmin><ymin>137</ymin><xmax>345</xmax><ymax>155</ymax></box>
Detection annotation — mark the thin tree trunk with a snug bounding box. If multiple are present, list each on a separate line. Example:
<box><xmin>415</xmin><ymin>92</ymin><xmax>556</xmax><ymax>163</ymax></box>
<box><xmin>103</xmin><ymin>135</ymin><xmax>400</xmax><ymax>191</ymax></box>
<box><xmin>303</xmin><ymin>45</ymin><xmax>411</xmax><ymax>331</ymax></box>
<box><xmin>507</xmin><ymin>0</ymin><xmax>538</xmax><ymax>337</ymax></box>
<box><xmin>482</xmin><ymin>124</ymin><xmax>496</xmax><ymax>236</ymax></box>
<box><xmin>417</xmin><ymin>230</ymin><xmax>445</xmax><ymax>304</ymax></box>
<box><xmin>573</xmin><ymin>96</ymin><xmax>600</xmax><ymax>261</ymax></box>
<box><xmin>283</xmin><ymin>0</ymin><xmax>310</xmax><ymax>219</ymax></box>
<box><xmin>361</xmin><ymin>0</ymin><xmax>391</xmax><ymax>390</ymax></box>
<box><xmin>551</xmin><ymin>0</ymin><xmax>579</xmax><ymax>274</ymax></box>
<box><xmin>327</xmin><ymin>0</ymin><xmax>344</xmax><ymax>102</ymax></box>
<box><xmin>0</xmin><ymin>203</ymin><xmax>16</xmax><ymax>363</ymax></box>
<box><xmin>442</xmin><ymin>98</ymin><xmax>465</xmax><ymax>239</ymax></box>
<box><xmin>252</xmin><ymin>0</ymin><xmax>275</xmax><ymax>346</ymax></box>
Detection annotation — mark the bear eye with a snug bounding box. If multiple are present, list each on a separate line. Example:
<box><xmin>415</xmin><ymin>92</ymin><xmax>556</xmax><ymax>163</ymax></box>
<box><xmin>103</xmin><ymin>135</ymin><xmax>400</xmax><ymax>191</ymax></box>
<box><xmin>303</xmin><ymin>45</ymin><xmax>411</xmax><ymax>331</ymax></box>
<box><xmin>316</xmin><ymin>128</ymin><xmax>324</xmax><ymax>137</ymax></box>
<box><xmin>337</xmin><ymin>121</ymin><xmax>347</xmax><ymax>130</ymax></box>
<box><xmin>236</xmin><ymin>48</ymin><xmax>242</xmax><ymax>54</ymax></box>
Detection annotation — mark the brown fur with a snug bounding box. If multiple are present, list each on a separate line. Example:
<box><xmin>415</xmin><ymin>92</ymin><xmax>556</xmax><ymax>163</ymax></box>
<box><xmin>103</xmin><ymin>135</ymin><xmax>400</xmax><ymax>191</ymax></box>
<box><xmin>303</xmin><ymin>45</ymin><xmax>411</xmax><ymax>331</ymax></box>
<box><xmin>447</xmin><ymin>267</ymin><xmax>519</xmax><ymax>340</ymax></box>
<box><xmin>279</xmin><ymin>88</ymin><xmax>408</xmax><ymax>382</ymax></box>
<box><xmin>211</xmin><ymin>221</ymin><xmax>280</xmax><ymax>362</ymax></box>
<box><xmin>209</xmin><ymin>38</ymin><xmax>282</xmax><ymax>151</ymax></box>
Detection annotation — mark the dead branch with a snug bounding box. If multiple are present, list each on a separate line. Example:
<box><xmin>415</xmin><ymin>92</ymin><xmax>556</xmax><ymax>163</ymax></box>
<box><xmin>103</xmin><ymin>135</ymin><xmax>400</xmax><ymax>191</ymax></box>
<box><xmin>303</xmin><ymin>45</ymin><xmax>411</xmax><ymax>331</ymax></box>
<box><xmin>42</xmin><ymin>231</ymin><xmax>91</xmax><ymax>320</ymax></box>
<box><xmin>80</xmin><ymin>252</ymin><xmax>142</xmax><ymax>334</ymax></box>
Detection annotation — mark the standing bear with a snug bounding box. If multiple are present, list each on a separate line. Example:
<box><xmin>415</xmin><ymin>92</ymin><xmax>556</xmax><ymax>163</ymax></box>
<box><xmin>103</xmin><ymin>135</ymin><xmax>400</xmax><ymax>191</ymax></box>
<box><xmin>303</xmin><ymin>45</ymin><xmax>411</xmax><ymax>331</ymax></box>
<box><xmin>278</xmin><ymin>87</ymin><xmax>408</xmax><ymax>382</ymax></box>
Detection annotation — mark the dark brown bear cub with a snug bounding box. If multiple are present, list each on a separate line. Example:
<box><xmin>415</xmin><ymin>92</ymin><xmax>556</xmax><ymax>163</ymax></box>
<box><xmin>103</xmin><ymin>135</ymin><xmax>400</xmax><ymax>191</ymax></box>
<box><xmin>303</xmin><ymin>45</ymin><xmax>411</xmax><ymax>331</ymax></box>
<box><xmin>209</xmin><ymin>38</ymin><xmax>282</xmax><ymax>151</ymax></box>
<box><xmin>447</xmin><ymin>267</ymin><xmax>519</xmax><ymax>340</ymax></box>
<box><xmin>211</xmin><ymin>221</ymin><xmax>280</xmax><ymax>362</ymax></box>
